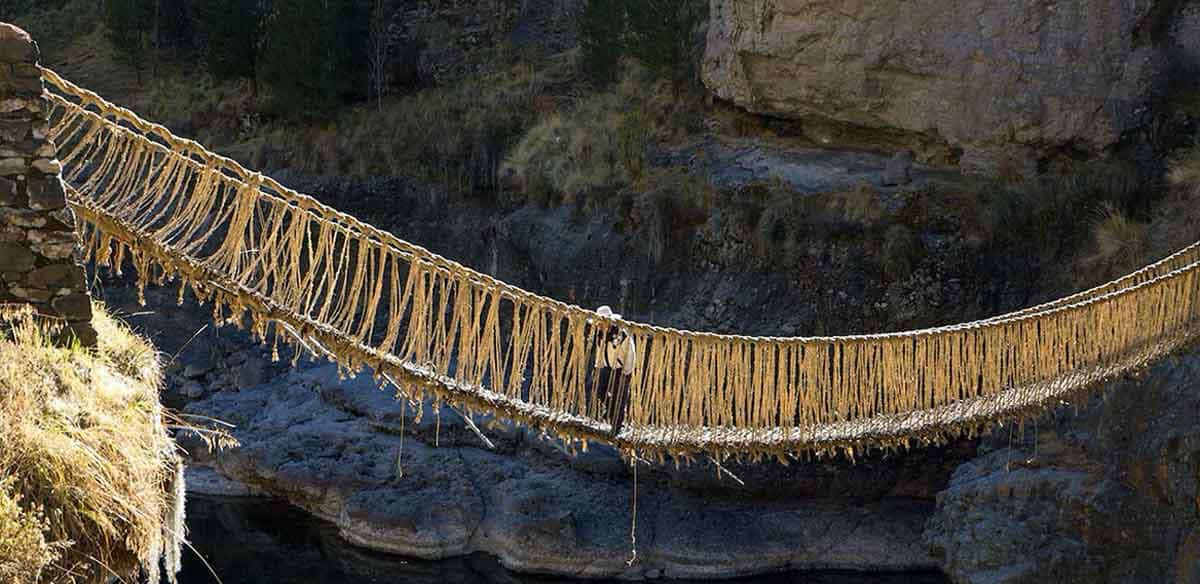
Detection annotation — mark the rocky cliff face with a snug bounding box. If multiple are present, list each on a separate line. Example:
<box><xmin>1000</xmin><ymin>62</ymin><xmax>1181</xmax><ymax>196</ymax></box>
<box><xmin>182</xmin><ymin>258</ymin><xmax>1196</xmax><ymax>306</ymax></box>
<box><xmin>159</xmin><ymin>280</ymin><xmax>1200</xmax><ymax>582</ymax></box>
<box><xmin>98</xmin><ymin>159</ymin><xmax>1198</xmax><ymax>581</ymax></box>
<box><xmin>702</xmin><ymin>0</ymin><xmax>1200</xmax><ymax>175</ymax></box>
<box><xmin>926</xmin><ymin>346</ymin><xmax>1200</xmax><ymax>584</ymax></box>
<box><xmin>181</xmin><ymin>361</ymin><xmax>953</xmax><ymax>580</ymax></box>
<box><xmin>165</xmin><ymin>295</ymin><xmax>1199</xmax><ymax>582</ymax></box>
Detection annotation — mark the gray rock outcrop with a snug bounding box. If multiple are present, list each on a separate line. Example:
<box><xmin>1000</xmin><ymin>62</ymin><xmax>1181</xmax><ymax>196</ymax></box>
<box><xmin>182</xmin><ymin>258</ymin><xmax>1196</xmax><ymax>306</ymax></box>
<box><xmin>159</xmin><ymin>272</ymin><xmax>1200</xmax><ymax>583</ymax></box>
<box><xmin>925</xmin><ymin>346</ymin><xmax>1200</xmax><ymax>584</ymax></box>
<box><xmin>702</xmin><ymin>0</ymin><xmax>1200</xmax><ymax>176</ymax></box>
<box><xmin>183</xmin><ymin>362</ymin><xmax>956</xmax><ymax>579</ymax></box>
<box><xmin>882</xmin><ymin>150</ymin><xmax>914</xmax><ymax>187</ymax></box>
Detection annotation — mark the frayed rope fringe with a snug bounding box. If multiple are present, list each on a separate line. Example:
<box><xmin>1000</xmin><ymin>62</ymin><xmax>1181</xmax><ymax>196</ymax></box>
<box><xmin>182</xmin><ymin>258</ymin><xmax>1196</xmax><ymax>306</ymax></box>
<box><xmin>39</xmin><ymin>67</ymin><xmax>1200</xmax><ymax>461</ymax></box>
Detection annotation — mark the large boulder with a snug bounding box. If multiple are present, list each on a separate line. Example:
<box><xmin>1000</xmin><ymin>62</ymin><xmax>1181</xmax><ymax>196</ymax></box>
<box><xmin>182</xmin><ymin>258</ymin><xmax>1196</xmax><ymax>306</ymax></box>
<box><xmin>184</xmin><ymin>362</ymin><xmax>959</xmax><ymax>579</ymax></box>
<box><xmin>924</xmin><ymin>347</ymin><xmax>1200</xmax><ymax>583</ymax></box>
<box><xmin>702</xmin><ymin>0</ymin><xmax>1199</xmax><ymax>175</ymax></box>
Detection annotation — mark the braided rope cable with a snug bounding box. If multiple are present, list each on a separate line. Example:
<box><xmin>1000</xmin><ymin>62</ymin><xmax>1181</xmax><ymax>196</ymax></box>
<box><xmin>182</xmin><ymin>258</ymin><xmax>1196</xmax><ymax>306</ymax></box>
<box><xmin>40</xmin><ymin>67</ymin><xmax>1200</xmax><ymax>458</ymax></box>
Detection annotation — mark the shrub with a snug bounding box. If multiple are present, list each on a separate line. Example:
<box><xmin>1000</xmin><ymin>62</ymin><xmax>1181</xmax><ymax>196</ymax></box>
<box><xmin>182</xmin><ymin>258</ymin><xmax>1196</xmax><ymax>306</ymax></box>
<box><xmin>625</xmin><ymin>169</ymin><xmax>714</xmax><ymax>264</ymax></box>
<box><xmin>974</xmin><ymin>158</ymin><xmax>1146</xmax><ymax>262</ymax></box>
<box><xmin>531</xmin><ymin>108</ymin><xmax>621</xmax><ymax>202</ymax></box>
<box><xmin>1143</xmin><ymin>138</ymin><xmax>1200</xmax><ymax>256</ymax></box>
<box><xmin>829</xmin><ymin>183</ymin><xmax>886</xmax><ymax>226</ymax></box>
<box><xmin>153</xmin><ymin>1</ymin><xmax>197</xmax><ymax>58</ymax></box>
<box><xmin>579</xmin><ymin>0</ymin><xmax>626</xmax><ymax>84</ymax></box>
<box><xmin>753</xmin><ymin>184</ymin><xmax>805</xmax><ymax>251</ymax></box>
<box><xmin>1085</xmin><ymin>203</ymin><xmax>1149</xmax><ymax>277</ymax></box>
<box><xmin>5</xmin><ymin>0</ymin><xmax>74</xmax><ymax>14</ymax></box>
<box><xmin>10</xmin><ymin>0</ymin><xmax>102</xmax><ymax>60</ymax></box>
<box><xmin>258</xmin><ymin>0</ymin><xmax>368</xmax><ymax>120</ymax></box>
<box><xmin>504</xmin><ymin>77</ymin><xmax>649</xmax><ymax>204</ymax></box>
<box><xmin>576</xmin><ymin>0</ymin><xmax>707</xmax><ymax>83</ymax></box>
<box><xmin>623</xmin><ymin>0</ymin><xmax>707</xmax><ymax>82</ymax></box>
<box><xmin>268</xmin><ymin>57</ymin><xmax>566</xmax><ymax>194</ymax></box>
<box><xmin>195</xmin><ymin>0</ymin><xmax>265</xmax><ymax>86</ymax></box>
<box><xmin>102</xmin><ymin>0</ymin><xmax>155</xmax><ymax>82</ymax></box>
<box><xmin>1170</xmin><ymin>89</ymin><xmax>1200</xmax><ymax>120</ymax></box>
<box><xmin>882</xmin><ymin>224</ymin><xmax>923</xmax><ymax>282</ymax></box>
<box><xmin>747</xmin><ymin>181</ymin><xmax>887</xmax><ymax>264</ymax></box>
<box><xmin>616</xmin><ymin>108</ymin><xmax>651</xmax><ymax>182</ymax></box>
<box><xmin>1168</xmin><ymin>140</ymin><xmax>1200</xmax><ymax>191</ymax></box>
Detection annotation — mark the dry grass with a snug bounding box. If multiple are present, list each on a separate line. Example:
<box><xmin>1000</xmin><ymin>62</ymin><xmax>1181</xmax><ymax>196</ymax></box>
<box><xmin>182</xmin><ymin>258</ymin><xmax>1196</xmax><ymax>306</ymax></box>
<box><xmin>1170</xmin><ymin>89</ymin><xmax>1200</xmax><ymax>120</ymax></box>
<box><xmin>882</xmin><ymin>224</ymin><xmax>923</xmax><ymax>282</ymax></box>
<box><xmin>1168</xmin><ymin>140</ymin><xmax>1200</xmax><ymax>192</ymax></box>
<box><xmin>1150</xmin><ymin>138</ymin><xmax>1200</xmax><ymax>257</ymax></box>
<box><xmin>0</xmin><ymin>304</ymin><xmax>184</xmax><ymax>584</ymax></box>
<box><xmin>1084</xmin><ymin>203</ymin><xmax>1150</xmax><ymax>277</ymax></box>
<box><xmin>504</xmin><ymin>63</ymin><xmax>705</xmax><ymax>207</ymax></box>
<box><xmin>18</xmin><ymin>4</ymin><xmax>251</xmax><ymax>152</ymax></box>
<box><xmin>257</xmin><ymin>53</ymin><xmax>577</xmax><ymax>194</ymax></box>
<box><xmin>0</xmin><ymin>478</ymin><xmax>57</xmax><ymax>584</ymax></box>
<box><xmin>504</xmin><ymin>91</ymin><xmax>630</xmax><ymax>204</ymax></box>
<box><xmin>750</xmin><ymin>181</ymin><xmax>887</xmax><ymax>252</ymax></box>
<box><xmin>827</xmin><ymin>183</ymin><xmax>887</xmax><ymax>226</ymax></box>
<box><xmin>624</xmin><ymin>168</ymin><xmax>716</xmax><ymax>263</ymax></box>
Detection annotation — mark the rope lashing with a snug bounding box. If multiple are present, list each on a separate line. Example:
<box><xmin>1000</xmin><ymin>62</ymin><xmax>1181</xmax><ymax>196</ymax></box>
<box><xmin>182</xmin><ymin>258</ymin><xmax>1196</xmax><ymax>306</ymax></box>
<box><xmin>39</xmin><ymin>67</ymin><xmax>1200</xmax><ymax>460</ymax></box>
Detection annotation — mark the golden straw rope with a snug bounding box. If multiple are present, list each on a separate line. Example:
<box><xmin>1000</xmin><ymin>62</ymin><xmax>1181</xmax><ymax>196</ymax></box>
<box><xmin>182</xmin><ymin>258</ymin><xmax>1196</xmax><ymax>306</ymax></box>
<box><xmin>40</xmin><ymin>67</ymin><xmax>1200</xmax><ymax>460</ymax></box>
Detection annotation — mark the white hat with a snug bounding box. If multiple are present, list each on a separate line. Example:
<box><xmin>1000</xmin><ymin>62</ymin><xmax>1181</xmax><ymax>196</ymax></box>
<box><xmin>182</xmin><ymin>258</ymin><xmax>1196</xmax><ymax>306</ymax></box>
<box><xmin>596</xmin><ymin>305</ymin><xmax>623</xmax><ymax>320</ymax></box>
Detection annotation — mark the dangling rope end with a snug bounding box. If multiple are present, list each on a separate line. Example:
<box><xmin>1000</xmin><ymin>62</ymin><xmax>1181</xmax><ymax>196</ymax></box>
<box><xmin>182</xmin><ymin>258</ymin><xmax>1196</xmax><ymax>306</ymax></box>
<box><xmin>626</xmin><ymin>449</ymin><xmax>640</xmax><ymax>568</ymax></box>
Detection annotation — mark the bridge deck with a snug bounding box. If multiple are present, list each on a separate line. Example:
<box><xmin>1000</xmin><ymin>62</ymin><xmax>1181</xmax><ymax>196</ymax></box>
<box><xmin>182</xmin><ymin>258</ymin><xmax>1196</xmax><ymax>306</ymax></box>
<box><xmin>41</xmin><ymin>67</ymin><xmax>1200</xmax><ymax>459</ymax></box>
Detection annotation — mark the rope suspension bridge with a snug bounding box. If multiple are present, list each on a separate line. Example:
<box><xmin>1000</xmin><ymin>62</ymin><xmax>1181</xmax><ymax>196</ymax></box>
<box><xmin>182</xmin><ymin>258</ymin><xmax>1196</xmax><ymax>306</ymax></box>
<box><xmin>41</xmin><ymin>68</ymin><xmax>1200</xmax><ymax>462</ymax></box>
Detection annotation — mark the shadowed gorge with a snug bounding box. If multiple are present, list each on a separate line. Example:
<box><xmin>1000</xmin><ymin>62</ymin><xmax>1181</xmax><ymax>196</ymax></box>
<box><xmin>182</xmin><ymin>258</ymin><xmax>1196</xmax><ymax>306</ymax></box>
<box><xmin>39</xmin><ymin>66</ymin><xmax>1200</xmax><ymax>461</ymax></box>
<box><xmin>4</xmin><ymin>2</ymin><xmax>1200</xmax><ymax>581</ymax></box>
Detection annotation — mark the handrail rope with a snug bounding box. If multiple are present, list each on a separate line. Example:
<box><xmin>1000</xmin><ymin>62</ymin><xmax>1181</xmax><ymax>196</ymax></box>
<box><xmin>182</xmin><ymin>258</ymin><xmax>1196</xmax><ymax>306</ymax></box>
<box><xmin>62</xmin><ymin>177</ymin><xmax>1200</xmax><ymax>456</ymax></box>
<box><xmin>40</xmin><ymin>68</ymin><xmax>1200</xmax><ymax>457</ymax></box>
<box><xmin>39</xmin><ymin>66</ymin><xmax>1200</xmax><ymax>343</ymax></box>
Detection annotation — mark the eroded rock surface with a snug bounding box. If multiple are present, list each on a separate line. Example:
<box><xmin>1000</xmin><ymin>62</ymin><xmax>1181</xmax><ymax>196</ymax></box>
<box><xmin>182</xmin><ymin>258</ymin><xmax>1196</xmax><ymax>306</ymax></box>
<box><xmin>183</xmin><ymin>362</ymin><xmax>956</xmax><ymax>579</ymax></box>
<box><xmin>702</xmin><ymin>0</ymin><xmax>1200</xmax><ymax>174</ymax></box>
<box><xmin>91</xmin><ymin>154</ymin><xmax>1198</xmax><ymax>581</ymax></box>
<box><xmin>658</xmin><ymin>136</ymin><xmax>952</xmax><ymax>193</ymax></box>
<box><xmin>925</xmin><ymin>347</ymin><xmax>1200</xmax><ymax>584</ymax></box>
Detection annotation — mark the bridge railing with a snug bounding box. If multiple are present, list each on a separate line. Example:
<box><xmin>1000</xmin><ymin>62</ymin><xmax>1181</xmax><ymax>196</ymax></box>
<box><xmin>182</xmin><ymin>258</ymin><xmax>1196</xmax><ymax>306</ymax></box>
<box><xmin>41</xmin><ymin>67</ymin><xmax>1200</xmax><ymax>457</ymax></box>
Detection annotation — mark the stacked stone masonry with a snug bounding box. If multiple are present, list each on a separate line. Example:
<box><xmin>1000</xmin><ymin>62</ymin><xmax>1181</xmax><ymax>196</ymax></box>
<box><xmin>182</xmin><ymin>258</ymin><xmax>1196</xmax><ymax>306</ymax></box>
<box><xmin>0</xmin><ymin>23</ymin><xmax>94</xmax><ymax>345</ymax></box>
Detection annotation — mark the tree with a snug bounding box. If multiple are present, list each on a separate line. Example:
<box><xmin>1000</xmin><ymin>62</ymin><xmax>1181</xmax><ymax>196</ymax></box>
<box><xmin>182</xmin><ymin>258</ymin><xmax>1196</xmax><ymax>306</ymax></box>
<box><xmin>367</xmin><ymin>0</ymin><xmax>391</xmax><ymax>110</ymax></box>
<box><xmin>258</xmin><ymin>0</ymin><xmax>368</xmax><ymax>119</ymax></box>
<box><xmin>154</xmin><ymin>0</ymin><xmax>198</xmax><ymax>57</ymax></box>
<box><xmin>195</xmin><ymin>0</ymin><xmax>265</xmax><ymax>93</ymax></box>
<box><xmin>578</xmin><ymin>0</ymin><xmax>626</xmax><ymax>85</ymax></box>
<box><xmin>579</xmin><ymin>0</ymin><xmax>707</xmax><ymax>85</ymax></box>
<box><xmin>624</xmin><ymin>0</ymin><xmax>706</xmax><ymax>82</ymax></box>
<box><xmin>336</xmin><ymin>0</ymin><xmax>370</xmax><ymax>103</ymax></box>
<box><xmin>103</xmin><ymin>0</ymin><xmax>155</xmax><ymax>84</ymax></box>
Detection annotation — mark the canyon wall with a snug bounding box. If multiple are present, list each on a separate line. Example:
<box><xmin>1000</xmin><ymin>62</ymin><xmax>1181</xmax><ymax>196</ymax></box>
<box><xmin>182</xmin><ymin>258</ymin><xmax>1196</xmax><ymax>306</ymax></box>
<box><xmin>702</xmin><ymin>0</ymin><xmax>1200</xmax><ymax>176</ymax></box>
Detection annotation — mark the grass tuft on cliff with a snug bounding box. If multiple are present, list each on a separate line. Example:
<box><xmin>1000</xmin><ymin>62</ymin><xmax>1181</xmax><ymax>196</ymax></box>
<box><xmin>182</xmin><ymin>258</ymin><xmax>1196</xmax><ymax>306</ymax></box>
<box><xmin>0</xmin><ymin>304</ymin><xmax>184</xmax><ymax>584</ymax></box>
<box><xmin>1169</xmin><ymin>139</ymin><xmax>1200</xmax><ymax>192</ymax></box>
<box><xmin>1085</xmin><ymin>202</ymin><xmax>1149</xmax><ymax>278</ymax></box>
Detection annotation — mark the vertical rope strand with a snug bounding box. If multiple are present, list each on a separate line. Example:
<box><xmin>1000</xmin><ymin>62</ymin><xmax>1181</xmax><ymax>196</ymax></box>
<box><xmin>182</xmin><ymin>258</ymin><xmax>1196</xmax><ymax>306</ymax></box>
<box><xmin>39</xmin><ymin>67</ymin><xmax>1200</xmax><ymax>459</ymax></box>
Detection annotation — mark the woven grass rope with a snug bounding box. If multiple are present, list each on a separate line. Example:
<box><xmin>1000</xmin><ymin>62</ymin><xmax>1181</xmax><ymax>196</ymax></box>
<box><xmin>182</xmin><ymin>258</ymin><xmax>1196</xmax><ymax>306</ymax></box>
<box><xmin>40</xmin><ymin>68</ymin><xmax>1200</xmax><ymax>461</ymax></box>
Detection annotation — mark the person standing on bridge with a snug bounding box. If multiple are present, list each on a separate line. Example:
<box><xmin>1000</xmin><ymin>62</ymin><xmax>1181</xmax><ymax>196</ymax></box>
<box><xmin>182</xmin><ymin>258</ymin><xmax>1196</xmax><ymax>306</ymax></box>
<box><xmin>593</xmin><ymin>305</ymin><xmax>637</xmax><ymax>437</ymax></box>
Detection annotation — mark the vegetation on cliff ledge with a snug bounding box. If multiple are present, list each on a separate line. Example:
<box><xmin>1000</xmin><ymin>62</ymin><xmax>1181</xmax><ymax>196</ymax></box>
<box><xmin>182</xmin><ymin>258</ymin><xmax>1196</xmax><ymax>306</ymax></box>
<box><xmin>0</xmin><ymin>305</ymin><xmax>184</xmax><ymax>584</ymax></box>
